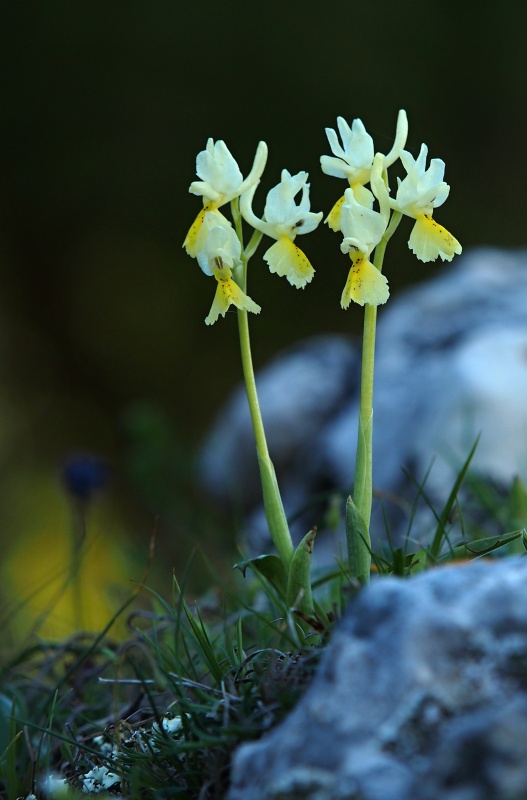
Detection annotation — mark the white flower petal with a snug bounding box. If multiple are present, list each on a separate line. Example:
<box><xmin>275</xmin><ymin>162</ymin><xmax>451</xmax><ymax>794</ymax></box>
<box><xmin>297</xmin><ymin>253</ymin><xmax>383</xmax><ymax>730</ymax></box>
<box><xmin>320</xmin><ymin>154</ymin><xmax>351</xmax><ymax>180</ymax></box>
<box><xmin>340</xmin><ymin>188</ymin><xmax>387</xmax><ymax>255</ymax></box>
<box><xmin>195</xmin><ymin>213</ymin><xmax>241</xmax><ymax>275</ymax></box>
<box><xmin>188</xmin><ymin>139</ymin><xmax>267</xmax><ymax>206</ymax></box>
<box><xmin>384</xmin><ymin>109</ymin><xmax>409</xmax><ymax>167</ymax></box>
<box><xmin>321</xmin><ymin>117</ymin><xmax>374</xmax><ymax>183</ymax></box>
<box><xmin>395</xmin><ymin>144</ymin><xmax>451</xmax><ymax>217</ymax></box>
<box><xmin>195</xmin><ymin>139</ymin><xmax>243</xmax><ymax>198</ymax></box>
<box><xmin>243</xmin><ymin>169</ymin><xmax>322</xmax><ymax>240</ymax></box>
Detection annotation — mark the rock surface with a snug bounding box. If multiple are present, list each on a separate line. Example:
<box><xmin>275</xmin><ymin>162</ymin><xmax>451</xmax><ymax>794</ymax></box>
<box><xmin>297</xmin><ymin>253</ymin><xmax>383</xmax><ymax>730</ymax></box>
<box><xmin>228</xmin><ymin>557</ymin><xmax>527</xmax><ymax>800</ymax></box>
<box><xmin>199</xmin><ymin>247</ymin><xmax>527</xmax><ymax>554</ymax></box>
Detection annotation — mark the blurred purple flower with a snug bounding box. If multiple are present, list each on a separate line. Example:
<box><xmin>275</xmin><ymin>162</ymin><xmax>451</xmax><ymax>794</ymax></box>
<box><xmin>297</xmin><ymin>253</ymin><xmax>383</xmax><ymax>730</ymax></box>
<box><xmin>61</xmin><ymin>453</ymin><xmax>109</xmax><ymax>501</ymax></box>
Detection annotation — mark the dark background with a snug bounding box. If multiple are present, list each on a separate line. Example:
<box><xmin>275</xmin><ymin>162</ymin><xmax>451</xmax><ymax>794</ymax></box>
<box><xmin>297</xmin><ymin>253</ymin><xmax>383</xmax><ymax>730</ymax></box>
<box><xmin>0</xmin><ymin>1</ymin><xmax>524</xmax><ymax>633</ymax></box>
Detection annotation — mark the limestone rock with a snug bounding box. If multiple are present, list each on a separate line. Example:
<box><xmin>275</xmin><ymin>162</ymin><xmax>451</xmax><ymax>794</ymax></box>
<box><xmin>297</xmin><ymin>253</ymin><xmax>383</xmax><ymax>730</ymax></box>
<box><xmin>228</xmin><ymin>558</ymin><xmax>527</xmax><ymax>800</ymax></box>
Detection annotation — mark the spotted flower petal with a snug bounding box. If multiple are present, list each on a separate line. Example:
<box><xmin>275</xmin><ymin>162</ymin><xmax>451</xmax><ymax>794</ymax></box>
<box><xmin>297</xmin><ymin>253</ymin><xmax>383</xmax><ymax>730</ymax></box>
<box><xmin>395</xmin><ymin>143</ymin><xmax>462</xmax><ymax>263</ymax></box>
<box><xmin>264</xmin><ymin>236</ymin><xmax>315</xmax><ymax>289</ymax></box>
<box><xmin>183</xmin><ymin>203</ymin><xmax>229</xmax><ymax>258</ymax></box>
<box><xmin>341</xmin><ymin>257</ymin><xmax>390</xmax><ymax>308</ymax></box>
<box><xmin>205</xmin><ymin>268</ymin><xmax>261</xmax><ymax>325</ymax></box>
<box><xmin>240</xmin><ymin>169</ymin><xmax>322</xmax><ymax>287</ymax></box>
<box><xmin>408</xmin><ymin>214</ymin><xmax>462</xmax><ymax>263</ymax></box>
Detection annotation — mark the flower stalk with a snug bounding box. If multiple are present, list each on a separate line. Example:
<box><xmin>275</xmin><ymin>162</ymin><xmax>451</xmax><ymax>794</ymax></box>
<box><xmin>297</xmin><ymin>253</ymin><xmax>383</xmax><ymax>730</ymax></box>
<box><xmin>237</xmin><ymin>313</ymin><xmax>294</xmax><ymax>569</ymax></box>
<box><xmin>349</xmin><ymin>212</ymin><xmax>402</xmax><ymax>582</ymax></box>
<box><xmin>234</xmin><ymin>196</ymin><xmax>294</xmax><ymax>568</ymax></box>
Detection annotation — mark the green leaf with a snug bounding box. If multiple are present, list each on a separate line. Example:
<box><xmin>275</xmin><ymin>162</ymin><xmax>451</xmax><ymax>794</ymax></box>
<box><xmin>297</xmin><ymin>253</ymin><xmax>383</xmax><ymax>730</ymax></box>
<box><xmin>464</xmin><ymin>529</ymin><xmax>526</xmax><ymax>555</ymax></box>
<box><xmin>286</xmin><ymin>527</ymin><xmax>316</xmax><ymax>614</ymax></box>
<box><xmin>233</xmin><ymin>554</ymin><xmax>288</xmax><ymax>599</ymax></box>
<box><xmin>346</xmin><ymin>497</ymin><xmax>371</xmax><ymax>585</ymax></box>
<box><xmin>179</xmin><ymin>596</ymin><xmax>224</xmax><ymax>686</ymax></box>
<box><xmin>257</xmin><ymin>452</ymin><xmax>294</xmax><ymax>567</ymax></box>
<box><xmin>389</xmin><ymin>547</ymin><xmax>423</xmax><ymax>576</ymax></box>
<box><xmin>508</xmin><ymin>477</ymin><xmax>527</xmax><ymax>552</ymax></box>
<box><xmin>353</xmin><ymin>412</ymin><xmax>373</xmax><ymax>524</ymax></box>
<box><xmin>408</xmin><ymin>548</ymin><xmax>428</xmax><ymax>573</ymax></box>
<box><xmin>429</xmin><ymin>435</ymin><xmax>480</xmax><ymax>560</ymax></box>
<box><xmin>438</xmin><ymin>529</ymin><xmax>526</xmax><ymax>561</ymax></box>
<box><xmin>509</xmin><ymin>476</ymin><xmax>527</xmax><ymax>524</ymax></box>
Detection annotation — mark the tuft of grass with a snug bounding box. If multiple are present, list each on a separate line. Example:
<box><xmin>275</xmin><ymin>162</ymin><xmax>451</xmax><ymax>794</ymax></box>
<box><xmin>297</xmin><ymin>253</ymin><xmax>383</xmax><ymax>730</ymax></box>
<box><xmin>2</xmin><ymin>450</ymin><xmax>527</xmax><ymax>798</ymax></box>
<box><xmin>1</xmin><ymin>559</ymin><xmax>325</xmax><ymax>799</ymax></box>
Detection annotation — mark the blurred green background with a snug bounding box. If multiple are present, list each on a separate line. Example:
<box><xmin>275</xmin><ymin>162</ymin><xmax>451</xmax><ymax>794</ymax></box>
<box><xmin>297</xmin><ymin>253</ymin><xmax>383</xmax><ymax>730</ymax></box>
<box><xmin>0</xmin><ymin>1</ymin><xmax>524</xmax><ymax>636</ymax></box>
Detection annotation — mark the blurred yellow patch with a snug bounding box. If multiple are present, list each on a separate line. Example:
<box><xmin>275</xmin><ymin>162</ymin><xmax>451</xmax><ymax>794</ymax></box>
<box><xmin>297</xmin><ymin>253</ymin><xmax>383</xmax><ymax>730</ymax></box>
<box><xmin>0</xmin><ymin>471</ymin><xmax>139</xmax><ymax>642</ymax></box>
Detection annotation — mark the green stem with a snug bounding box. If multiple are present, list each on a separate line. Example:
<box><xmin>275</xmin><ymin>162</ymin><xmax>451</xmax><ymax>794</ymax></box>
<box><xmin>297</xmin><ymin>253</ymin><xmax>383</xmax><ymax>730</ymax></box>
<box><xmin>231</xmin><ymin>199</ymin><xmax>294</xmax><ymax>570</ymax></box>
<box><xmin>353</xmin><ymin>304</ymin><xmax>377</xmax><ymax>529</ymax></box>
<box><xmin>352</xmin><ymin>212</ymin><xmax>403</xmax><ymax>543</ymax></box>
<box><xmin>236</xmin><ymin>312</ymin><xmax>268</xmax><ymax>462</ymax></box>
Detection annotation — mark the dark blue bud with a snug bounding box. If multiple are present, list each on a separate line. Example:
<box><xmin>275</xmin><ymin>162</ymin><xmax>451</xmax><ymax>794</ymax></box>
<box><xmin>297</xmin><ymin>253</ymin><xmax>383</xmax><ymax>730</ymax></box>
<box><xmin>61</xmin><ymin>453</ymin><xmax>110</xmax><ymax>501</ymax></box>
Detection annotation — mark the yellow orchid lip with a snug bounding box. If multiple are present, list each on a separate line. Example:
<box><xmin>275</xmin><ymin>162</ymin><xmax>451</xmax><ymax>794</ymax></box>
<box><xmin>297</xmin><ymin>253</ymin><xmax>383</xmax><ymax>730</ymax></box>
<box><xmin>263</xmin><ymin>235</ymin><xmax>315</xmax><ymax>289</ymax></box>
<box><xmin>205</xmin><ymin>268</ymin><xmax>261</xmax><ymax>326</ymax></box>
<box><xmin>341</xmin><ymin>255</ymin><xmax>390</xmax><ymax>309</ymax></box>
<box><xmin>325</xmin><ymin>195</ymin><xmax>346</xmax><ymax>232</ymax></box>
<box><xmin>408</xmin><ymin>214</ymin><xmax>462</xmax><ymax>263</ymax></box>
<box><xmin>182</xmin><ymin>201</ymin><xmax>218</xmax><ymax>258</ymax></box>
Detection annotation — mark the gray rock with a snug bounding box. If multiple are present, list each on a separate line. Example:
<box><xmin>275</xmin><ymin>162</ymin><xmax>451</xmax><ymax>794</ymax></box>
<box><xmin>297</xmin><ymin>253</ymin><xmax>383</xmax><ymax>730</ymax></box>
<box><xmin>199</xmin><ymin>334</ymin><xmax>359</xmax><ymax>510</ymax></box>
<box><xmin>227</xmin><ymin>557</ymin><xmax>527</xmax><ymax>800</ymax></box>
<box><xmin>198</xmin><ymin>247</ymin><xmax>527</xmax><ymax>554</ymax></box>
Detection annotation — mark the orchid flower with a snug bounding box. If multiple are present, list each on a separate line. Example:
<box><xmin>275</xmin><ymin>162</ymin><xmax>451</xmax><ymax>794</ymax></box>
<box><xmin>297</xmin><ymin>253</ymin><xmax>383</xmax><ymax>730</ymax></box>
<box><xmin>339</xmin><ymin>155</ymin><xmax>391</xmax><ymax>308</ymax></box>
<box><xmin>195</xmin><ymin>212</ymin><xmax>261</xmax><ymax>325</ymax></box>
<box><xmin>240</xmin><ymin>169</ymin><xmax>323</xmax><ymax>288</ymax></box>
<box><xmin>183</xmin><ymin>139</ymin><xmax>268</xmax><ymax>257</ymax></box>
<box><xmin>394</xmin><ymin>143</ymin><xmax>462</xmax><ymax>262</ymax></box>
<box><xmin>321</xmin><ymin>110</ymin><xmax>408</xmax><ymax>231</ymax></box>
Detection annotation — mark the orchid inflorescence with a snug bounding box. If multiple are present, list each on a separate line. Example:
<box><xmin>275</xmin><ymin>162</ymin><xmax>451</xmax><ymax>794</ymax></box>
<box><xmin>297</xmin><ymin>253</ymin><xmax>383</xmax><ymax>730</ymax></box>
<box><xmin>183</xmin><ymin>138</ymin><xmax>323</xmax><ymax>325</ymax></box>
<box><xmin>182</xmin><ymin>112</ymin><xmax>463</xmax><ymax>596</ymax></box>
<box><xmin>184</xmin><ymin>110</ymin><xmax>461</xmax><ymax>323</ymax></box>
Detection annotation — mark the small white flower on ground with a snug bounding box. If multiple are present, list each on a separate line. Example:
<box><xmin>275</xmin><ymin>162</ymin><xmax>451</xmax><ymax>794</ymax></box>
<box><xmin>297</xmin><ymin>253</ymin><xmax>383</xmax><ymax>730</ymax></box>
<box><xmin>161</xmin><ymin>715</ymin><xmax>184</xmax><ymax>734</ymax></box>
<box><xmin>92</xmin><ymin>734</ymin><xmax>116</xmax><ymax>758</ymax></box>
<box><xmin>82</xmin><ymin>766</ymin><xmax>120</xmax><ymax>794</ymax></box>
<box><xmin>151</xmin><ymin>714</ymin><xmax>184</xmax><ymax>737</ymax></box>
<box><xmin>40</xmin><ymin>774</ymin><xmax>71</xmax><ymax>799</ymax></box>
